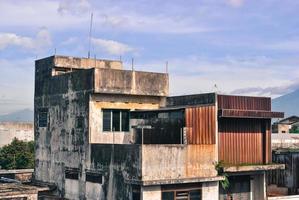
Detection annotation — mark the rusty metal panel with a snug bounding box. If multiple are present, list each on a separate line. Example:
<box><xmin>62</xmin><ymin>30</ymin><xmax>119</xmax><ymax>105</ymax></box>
<box><xmin>219</xmin><ymin>109</ymin><xmax>284</xmax><ymax>119</ymax></box>
<box><xmin>219</xmin><ymin>118</ymin><xmax>265</xmax><ymax>165</ymax></box>
<box><xmin>185</xmin><ymin>105</ymin><xmax>216</xmax><ymax>144</ymax></box>
<box><xmin>217</xmin><ymin>95</ymin><xmax>271</xmax><ymax>111</ymax></box>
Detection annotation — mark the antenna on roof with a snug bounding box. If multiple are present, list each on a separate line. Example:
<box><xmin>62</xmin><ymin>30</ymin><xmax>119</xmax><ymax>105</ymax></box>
<box><xmin>119</xmin><ymin>55</ymin><xmax>122</xmax><ymax>61</ymax></box>
<box><xmin>54</xmin><ymin>48</ymin><xmax>56</xmax><ymax>55</ymax></box>
<box><xmin>131</xmin><ymin>58</ymin><xmax>134</xmax><ymax>71</ymax></box>
<box><xmin>166</xmin><ymin>61</ymin><xmax>168</xmax><ymax>73</ymax></box>
<box><xmin>214</xmin><ymin>84</ymin><xmax>218</xmax><ymax>93</ymax></box>
<box><xmin>88</xmin><ymin>12</ymin><xmax>93</xmax><ymax>59</ymax></box>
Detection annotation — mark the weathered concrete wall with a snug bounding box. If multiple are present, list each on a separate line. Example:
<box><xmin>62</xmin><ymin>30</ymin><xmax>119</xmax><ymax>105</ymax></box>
<box><xmin>89</xmin><ymin>94</ymin><xmax>162</xmax><ymax>144</ymax></box>
<box><xmin>0</xmin><ymin>122</ymin><xmax>33</xmax><ymax>147</ymax></box>
<box><xmin>252</xmin><ymin>172</ymin><xmax>266</xmax><ymax>200</ymax></box>
<box><xmin>141</xmin><ymin>144</ymin><xmax>217</xmax><ymax>181</ymax></box>
<box><xmin>34</xmin><ymin>67</ymin><xmax>93</xmax><ymax>198</ymax></box>
<box><xmin>202</xmin><ymin>181</ymin><xmax>219</xmax><ymax>200</ymax></box>
<box><xmin>94</xmin><ymin>69</ymin><xmax>169</xmax><ymax>96</ymax></box>
<box><xmin>90</xmin><ymin>144</ymin><xmax>141</xmax><ymax>200</ymax></box>
<box><xmin>65</xmin><ymin>179</ymin><xmax>80</xmax><ymax>199</ymax></box>
<box><xmin>141</xmin><ymin>185</ymin><xmax>161</xmax><ymax>200</ymax></box>
<box><xmin>36</xmin><ymin>55</ymin><xmax>122</xmax><ymax>71</ymax></box>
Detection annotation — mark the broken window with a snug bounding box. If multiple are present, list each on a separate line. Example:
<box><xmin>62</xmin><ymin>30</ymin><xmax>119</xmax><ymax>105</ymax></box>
<box><xmin>102</xmin><ymin>109</ymin><xmax>130</xmax><ymax>132</ymax></box>
<box><xmin>86</xmin><ymin>172</ymin><xmax>102</xmax><ymax>184</ymax></box>
<box><xmin>65</xmin><ymin>168</ymin><xmax>79</xmax><ymax>180</ymax></box>
<box><xmin>38</xmin><ymin>108</ymin><xmax>48</xmax><ymax>127</ymax></box>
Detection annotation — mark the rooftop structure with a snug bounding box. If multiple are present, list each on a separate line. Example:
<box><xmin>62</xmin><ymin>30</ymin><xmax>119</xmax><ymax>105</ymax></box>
<box><xmin>272</xmin><ymin>116</ymin><xmax>299</xmax><ymax>134</ymax></box>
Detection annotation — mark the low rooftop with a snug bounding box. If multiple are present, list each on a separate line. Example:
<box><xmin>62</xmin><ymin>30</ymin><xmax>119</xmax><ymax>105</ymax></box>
<box><xmin>36</xmin><ymin>55</ymin><xmax>123</xmax><ymax>70</ymax></box>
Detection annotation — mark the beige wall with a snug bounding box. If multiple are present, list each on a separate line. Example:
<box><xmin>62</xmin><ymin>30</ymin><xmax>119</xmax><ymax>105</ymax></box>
<box><xmin>141</xmin><ymin>186</ymin><xmax>161</xmax><ymax>200</ymax></box>
<box><xmin>141</xmin><ymin>145</ymin><xmax>217</xmax><ymax>181</ymax></box>
<box><xmin>89</xmin><ymin>95</ymin><xmax>162</xmax><ymax>144</ymax></box>
<box><xmin>202</xmin><ymin>181</ymin><xmax>219</xmax><ymax>200</ymax></box>
<box><xmin>0</xmin><ymin>122</ymin><xmax>33</xmax><ymax>147</ymax></box>
<box><xmin>278</xmin><ymin>124</ymin><xmax>290</xmax><ymax>133</ymax></box>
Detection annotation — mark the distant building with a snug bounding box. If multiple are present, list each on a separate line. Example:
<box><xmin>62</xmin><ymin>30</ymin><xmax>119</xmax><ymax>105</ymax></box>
<box><xmin>272</xmin><ymin>116</ymin><xmax>299</xmax><ymax>133</ymax></box>
<box><xmin>34</xmin><ymin>55</ymin><xmax>284</xmax><ymax>200</ymax></box>
<box><xmin>0</xmin><ymin>122</ymin><xmax>34</xmax><ymax>147</ymax></box>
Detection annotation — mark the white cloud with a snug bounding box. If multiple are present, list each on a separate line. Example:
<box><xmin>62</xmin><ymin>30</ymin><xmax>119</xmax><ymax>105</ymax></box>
<box><xmin>91</xmin><ymin>38</ymin><xmax>134</xmax><ymax>55</ymax></box>
<box><xmin>135</xmin><ymin>55</ymin><xmax>297</xmax><ymax>97</ymax></box>
<box><xmin>226</xmin><ymin>0</ymin><xmax>244</xmax><ymax>7</ymax></box>
<box><xmin>0</xmin><ymin>28</ymin><xmax>52</xmax><ymax>52</ymax></box>
<box><xmin>57</xmin><ymin>0</ymin><xmax>91</xmax><ymax>15</ymax></box>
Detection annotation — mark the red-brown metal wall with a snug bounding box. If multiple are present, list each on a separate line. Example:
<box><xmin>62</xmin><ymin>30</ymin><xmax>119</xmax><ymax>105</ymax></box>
<box><xmin>218</xmin><ymin>95</ymin><xmax>271</xmax><ymax>111</ymax></box>
<box><xmin>218</xmin><ymin>118</ymin><xmax>271</xmax><ymax>165</ymax></box>
<box><xmin>185</xmin><ymin>105</ymin><xmax>216</xmax><ymax>144</ymax></box>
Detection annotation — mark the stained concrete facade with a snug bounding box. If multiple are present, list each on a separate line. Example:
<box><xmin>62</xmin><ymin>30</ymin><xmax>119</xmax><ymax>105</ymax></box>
<box><xmin>34</xmin><ymin>55</ymin><xmax>278</xmax><ymax>200</ymax></box>
<box><xmin>0</xmin><ymin>122</ymin><xmax>33</xmax><ymax>147</ymax></box>
<box><xmin>34</xmin><ymin>55</ymin><xmax>222</xmax><ymax>199</ymax></box>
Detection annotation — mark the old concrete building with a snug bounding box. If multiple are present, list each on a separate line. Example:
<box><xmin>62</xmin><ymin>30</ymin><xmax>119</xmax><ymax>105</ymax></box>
<box><xmin>34</xmin><ymin>55</ymin><xmax>284</xmax><ymax>199</ymax></box>
<box><xmin>0</xmin><ymin>122</ymin><xmax>34</xmax><ymax>147</ymax></box>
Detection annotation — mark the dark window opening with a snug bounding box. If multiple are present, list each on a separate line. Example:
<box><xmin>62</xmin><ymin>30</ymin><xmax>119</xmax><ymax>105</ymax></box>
<box><xmin>162</xmin><ymin>190</ymin><xmax>201</xmax><ymax>200</ymax></box>
<box><xmin>102</xmin><ymin>109</ymin><xmax>130</xmax><ymax>132</ymax></box>
<box><xmin>103</xmin><ymin>110</ymin><xmax>111</xmax><ymax>131</ymax></box>
<box><xmin>86</xmin><ymin>172</ymin><xmax>102</xmax><ymax>184</ymax></box>
<box><xmin>38</xmin><ymin>108</ymin><xmax>48</xmax><ymax>127</ymax></box>
<box><xmin>65</xmin><ymin>169</ymin><xmax>79</xmax><ymax>180</ymax></box>
<box><xmin>112</xmin><ymin>110</ymin><xmax>120</xmax><ymax>131</ymax></box>
<box><xmin>121</xmin><ymin>111</ymin><xmax>129</xmax><ymax>131</ymax></box>
<box><xmin>76</xmin><ymin>116</ymin><xmax>84</xmax><ymax>129</ymax></box>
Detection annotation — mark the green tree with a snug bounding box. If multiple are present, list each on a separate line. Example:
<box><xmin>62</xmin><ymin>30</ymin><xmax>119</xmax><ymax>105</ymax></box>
<box><xmin>0</xmin><ymin>138</ymin><xmax>34</xmax><ymax>169</ymax></box>
<box><xmin>290</xmin><ymin>125</ymin><xmax>299</xmax><ymax>134</ymax></box>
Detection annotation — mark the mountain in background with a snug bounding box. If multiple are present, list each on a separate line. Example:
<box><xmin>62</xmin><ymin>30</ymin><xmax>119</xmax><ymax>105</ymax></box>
<box><xmin>272</xmin><ymin>89</ymin><xmax>299</xmax><ymax>117</ymax></box>
<box><xmin>0</xmin><ymin>109</ymin><xmax>33</xmax><ymax>122</ymax></box>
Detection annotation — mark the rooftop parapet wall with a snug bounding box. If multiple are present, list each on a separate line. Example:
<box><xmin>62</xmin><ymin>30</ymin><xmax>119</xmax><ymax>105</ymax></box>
<box><xmin>94</xmin><ymin>68</ymin><xmax>169</xmax><ymax>96</ymax></box>
<box><xmin>166</xmin><ymin>93</ymin><xmax>216</xmax><ymax>107</ymax></box>
<box><xmin>36</xmin><ymin>55</ymin><xmax>122</xmax><ymax>70</ymax></box>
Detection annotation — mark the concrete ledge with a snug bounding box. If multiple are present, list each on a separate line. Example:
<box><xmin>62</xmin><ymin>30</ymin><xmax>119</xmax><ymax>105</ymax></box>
<box><xmin>224</xmin><ymin>164</ymin><xmax>285</xmax><ymax>173</ymax></box>
<box><xmin>268</xmin><ymin>195</ymin><xmax>299</xmax><ymax>200</ymax></box>
<box><xmin>127</xmin><ymin>176</ymin><xmax>225</xmax><ymax>186</ymax></box>
<box><xmin>0</xmin><ymin>169</ymin><xmax>34</xmax><ymax>175</ymax></box>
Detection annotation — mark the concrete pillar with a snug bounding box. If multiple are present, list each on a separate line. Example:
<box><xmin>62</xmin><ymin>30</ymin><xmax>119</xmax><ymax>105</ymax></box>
<box><xmin>202</xmin><ymin>181</ymin><xmax>219</xmax><ymax>200</ymax></box>
<box><xmin>141</xmin><ymin>185</ymin><xmax>161</xmax><ymax>200</ymax></box>
<box><xmin>252</xmin><ymin>172</ymin><xmax>266</xmax><ymax>200</ymax></box>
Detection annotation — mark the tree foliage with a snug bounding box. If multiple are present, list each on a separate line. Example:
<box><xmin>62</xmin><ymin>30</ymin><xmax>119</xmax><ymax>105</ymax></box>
<box><xmin>0</xmin><ymin>138</ymin><xmax>34</xmax><ymax>169</ymax></box>
<box><xmin>290</xmin><ymin>125</ymin><xmax>299</xmax><ymax>134</ymax></box>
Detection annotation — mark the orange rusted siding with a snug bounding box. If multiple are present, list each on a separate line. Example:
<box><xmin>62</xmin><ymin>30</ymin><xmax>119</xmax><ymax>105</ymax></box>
<box><xmin>219</xmin><ymin>118</ymin><xmax>272</xmax><ymax>165</ymax></box>
<box><xmin>218</xmin><ymin>95</ymin><xmax>271</xmax><ymax>111</ymax></box>
<box><xmin>185</xmin><ymin>105</ymin><xmax>216</xmax><ymax>144</ymax></box>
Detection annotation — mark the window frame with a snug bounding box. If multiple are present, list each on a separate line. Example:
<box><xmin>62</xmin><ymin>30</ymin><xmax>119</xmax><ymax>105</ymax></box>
<box><xmin>102</xmin><ymin>109</ymin><xmax>130</xmax><ymax>132</ymax></box>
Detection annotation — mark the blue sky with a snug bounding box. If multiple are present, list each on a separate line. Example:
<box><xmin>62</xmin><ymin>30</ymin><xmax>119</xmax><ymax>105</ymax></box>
<box><xmin>0</xmin><ymin>0</ymin><xmax>299</xmax><ymax>114</ymax></box>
